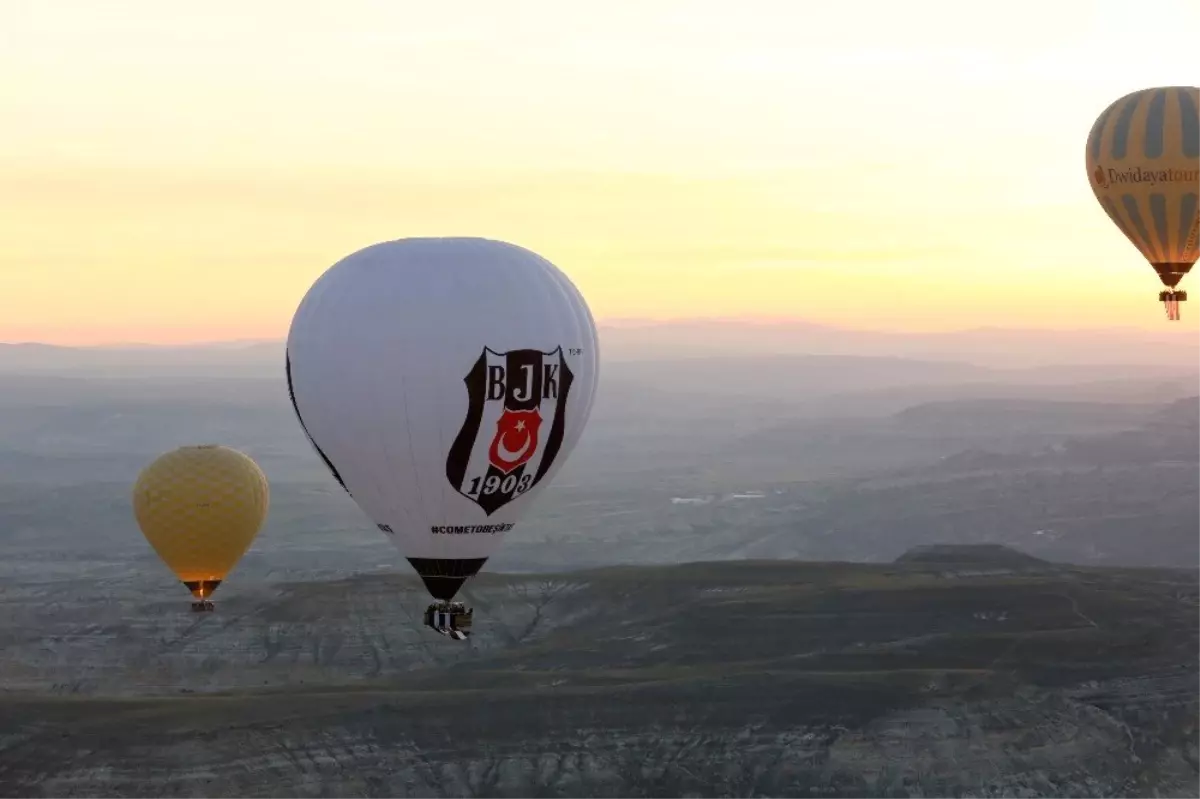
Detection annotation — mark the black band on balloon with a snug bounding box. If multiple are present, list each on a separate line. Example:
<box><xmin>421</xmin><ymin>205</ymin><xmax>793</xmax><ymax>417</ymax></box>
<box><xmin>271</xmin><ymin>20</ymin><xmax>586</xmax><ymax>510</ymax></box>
<box><xmin>1152</xmin><ymin>262</ymin><xmax>1194</xmax><ymax>288</ymax></box>
<box><xmin>407</xmin><ymin>558</ymin><xmax>488</xmax><ymax>601</ymax></box>
<box><xmin>286</xmin><ymin>351</ymin><xmax>352</xmax><ymax>497</ymax></box>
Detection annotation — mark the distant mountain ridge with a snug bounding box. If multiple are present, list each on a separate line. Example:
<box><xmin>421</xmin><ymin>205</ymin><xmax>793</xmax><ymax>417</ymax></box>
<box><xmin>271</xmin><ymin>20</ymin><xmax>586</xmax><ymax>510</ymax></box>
<box><xmin>894</xmin><ymin>543</ymin><xmax>1052</xmax><ymax>567</ymax></box>
<box><xmin>2</xmin><ymin>318</ymin><xmax>1196</xmax><ymax>372</ymax></box>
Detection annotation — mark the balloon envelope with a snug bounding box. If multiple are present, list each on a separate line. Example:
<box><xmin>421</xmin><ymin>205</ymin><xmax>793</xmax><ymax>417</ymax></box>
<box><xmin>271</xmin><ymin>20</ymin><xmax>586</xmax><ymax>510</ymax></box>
<box><xmin>286</xmin><ymin>237</ymin><xmax>599</xmax><ymax>601</ymax></box>
<box><xmin>132</xmin><ymin>445</ymin><xmax>270</xmax><ymax>600</ymax></box>
<box><xmin>1085</xmin><ymin>86</ymin><xmax>1200</xmax><ymax>288</ymax></box>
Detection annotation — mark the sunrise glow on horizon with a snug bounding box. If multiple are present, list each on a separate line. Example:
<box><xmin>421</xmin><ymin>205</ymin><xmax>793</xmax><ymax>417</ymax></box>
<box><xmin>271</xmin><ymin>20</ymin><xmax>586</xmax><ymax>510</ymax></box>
<box><xmin>3</xmin><ymin>0</ymin><xmax>1199</xmax><ymax>345</ymax></box>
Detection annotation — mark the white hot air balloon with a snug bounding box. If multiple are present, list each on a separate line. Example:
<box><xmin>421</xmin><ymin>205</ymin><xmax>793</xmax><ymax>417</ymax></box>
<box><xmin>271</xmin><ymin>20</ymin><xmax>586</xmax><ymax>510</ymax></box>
<box><xmin>286</xmin><ymin>238</ymin><xmax>599</xmax><ymax>639</ymax></box>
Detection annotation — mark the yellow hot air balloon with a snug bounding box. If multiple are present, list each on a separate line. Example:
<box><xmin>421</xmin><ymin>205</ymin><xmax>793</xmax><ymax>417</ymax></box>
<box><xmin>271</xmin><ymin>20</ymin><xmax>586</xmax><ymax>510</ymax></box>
<box><xmin>1085</xmin><ymin>86</ymin><xmax>1200</xmax><ymax>321</ymax></box>
<box><xmin>132</xmin><ymin>445</ymin><xmax>269</xmax><ymax>611</ymax></box>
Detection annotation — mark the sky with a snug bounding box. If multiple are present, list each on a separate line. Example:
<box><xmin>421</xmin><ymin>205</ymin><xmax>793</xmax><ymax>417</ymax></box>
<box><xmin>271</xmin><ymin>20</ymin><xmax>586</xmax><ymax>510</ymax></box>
<box><xmin>2</xmin><ymin>0</ymin><xmax>1199</xmax><ymax>344</ymax></box>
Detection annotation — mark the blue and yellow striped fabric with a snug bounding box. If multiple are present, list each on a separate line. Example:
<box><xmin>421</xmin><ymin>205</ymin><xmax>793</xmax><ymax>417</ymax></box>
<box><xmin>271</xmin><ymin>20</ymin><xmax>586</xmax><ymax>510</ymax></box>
<box><xmin>1086</xmin><ymin>86</ymin><xmax>1199</xmax><ymax>287</ymax></box>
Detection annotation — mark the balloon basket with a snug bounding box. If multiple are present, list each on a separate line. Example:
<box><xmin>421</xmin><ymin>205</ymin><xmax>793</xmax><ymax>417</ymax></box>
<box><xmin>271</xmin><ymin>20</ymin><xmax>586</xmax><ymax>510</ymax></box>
<box><xmin>191</xmin><ymin>600</ymin><xmax>215</xmax><ymax>612</ymax></box>
<box><xmin>424</xmin><ymin>601</ymin><xmax>473</xmax><ymax>640</ymax></box>
<box><xmin>1159</xmin><ymin>290</ymin><xmax>1187</xmax><ymax>321</ymax></box>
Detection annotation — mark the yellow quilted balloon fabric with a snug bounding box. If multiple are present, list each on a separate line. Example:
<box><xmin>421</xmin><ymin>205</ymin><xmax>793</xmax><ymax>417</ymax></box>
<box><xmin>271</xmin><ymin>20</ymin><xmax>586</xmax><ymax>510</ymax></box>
<box><xmin>132</xmin><ymin>445</ymin><xmax>269</xmax><ymax>596</ymax></box>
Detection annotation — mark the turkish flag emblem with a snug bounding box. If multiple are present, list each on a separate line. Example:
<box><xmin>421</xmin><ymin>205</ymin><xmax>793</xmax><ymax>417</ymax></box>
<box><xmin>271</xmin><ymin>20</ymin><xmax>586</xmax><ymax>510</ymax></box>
<box><xmin>488</xmin><ymin>408</ymin><xmax>542</xmax><ymax>474</ymax></box>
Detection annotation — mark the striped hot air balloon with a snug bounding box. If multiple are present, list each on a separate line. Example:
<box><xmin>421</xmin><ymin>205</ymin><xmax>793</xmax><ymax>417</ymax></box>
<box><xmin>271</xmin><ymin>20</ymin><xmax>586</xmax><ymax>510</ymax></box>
<box><xmin>1085</xmin><ymin>86</ymin><xmax>1200</xmax><ymax>321</ymax></box>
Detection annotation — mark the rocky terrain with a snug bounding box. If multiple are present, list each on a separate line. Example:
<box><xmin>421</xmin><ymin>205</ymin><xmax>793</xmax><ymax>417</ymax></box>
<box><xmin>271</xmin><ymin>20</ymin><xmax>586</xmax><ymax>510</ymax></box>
<box><xmin>0</xmin><ymin>350</ymin><xmax>1196</xmax><ymax>796</ymax></box>
<box><xmin>1</xmin><ymin>547</ymin><xmax>1197</xmax><ymax>797</ymax></box>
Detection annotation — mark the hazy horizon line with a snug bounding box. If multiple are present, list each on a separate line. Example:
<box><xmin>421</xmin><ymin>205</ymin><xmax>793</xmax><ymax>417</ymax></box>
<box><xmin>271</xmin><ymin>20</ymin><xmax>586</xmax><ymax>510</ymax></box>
<box><xmin>3</xmin><ymin>315</ymin><xmax>1198</xmax><ymax>350</ymax></box>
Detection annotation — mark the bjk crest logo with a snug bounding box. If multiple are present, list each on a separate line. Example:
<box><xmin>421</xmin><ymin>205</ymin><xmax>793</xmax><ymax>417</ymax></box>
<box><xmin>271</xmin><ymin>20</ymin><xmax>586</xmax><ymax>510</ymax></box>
<box><xmin>445</xmin><ymin>347</ymin><xmax>574</xmax><ymax>516</ymax></box>
<box><xmin>1093</xmin><ymin>165</ymin><xmax>1110</xmax><ymax>189</ymax></box>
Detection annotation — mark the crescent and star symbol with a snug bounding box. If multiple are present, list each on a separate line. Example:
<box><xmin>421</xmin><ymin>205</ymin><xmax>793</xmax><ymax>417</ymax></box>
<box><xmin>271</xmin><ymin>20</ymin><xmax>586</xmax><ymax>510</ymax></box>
<box><xmin>488</xmin><ymin>409</ymin><xmax>542</xmax><ymax>473</ymax></box>
<box><xmin>496</xmin><ymin>420</ymin><xmax>532</xmax><ymax>462</ymax></box>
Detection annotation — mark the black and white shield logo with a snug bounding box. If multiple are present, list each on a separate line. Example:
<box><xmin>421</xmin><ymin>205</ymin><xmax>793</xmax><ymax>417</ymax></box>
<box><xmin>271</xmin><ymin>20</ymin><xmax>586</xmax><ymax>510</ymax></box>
<box><xmin>445</xmin><ymin>347</ymin><xmax>574</xmax><ymax>516</ymax></box>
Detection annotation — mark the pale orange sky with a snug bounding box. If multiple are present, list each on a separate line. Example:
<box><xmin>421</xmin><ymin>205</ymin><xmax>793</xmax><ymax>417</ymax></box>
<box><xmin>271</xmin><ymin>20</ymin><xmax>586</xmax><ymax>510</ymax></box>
<box><xmin>2</xmin><ymin>0</ymin><xmax>1199</xmax><ymax>344</ymax></box>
